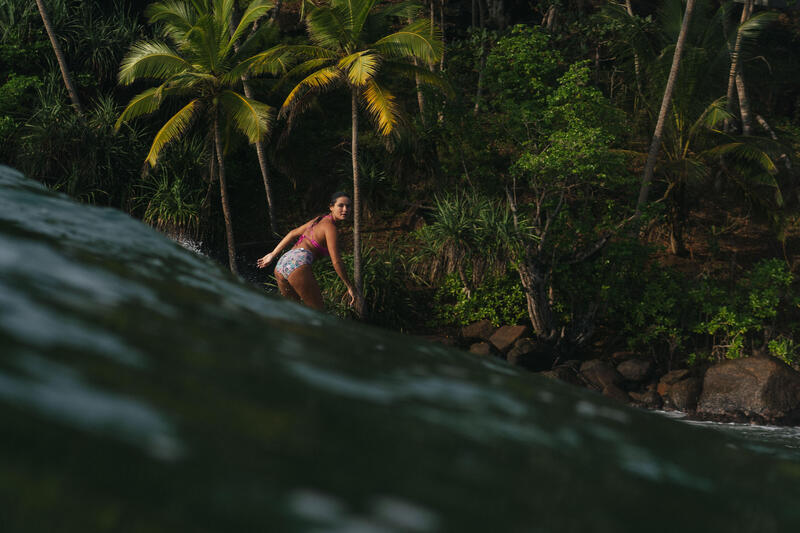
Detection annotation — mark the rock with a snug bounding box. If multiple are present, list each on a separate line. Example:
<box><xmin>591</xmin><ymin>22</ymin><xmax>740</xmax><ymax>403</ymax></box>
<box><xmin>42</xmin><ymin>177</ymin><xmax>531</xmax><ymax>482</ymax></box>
<box><xmin>629</xmin><ymin>390</ymin><xmax>663</xmax><ymax>410</ymax></box>
<box><xmin>698</xmin><ymin>357</ymin><xmax>800</xmax><ymax>424</ymax></box>
<box><xmin>469</xmin><ymin>342</ymin><xmax>501</xmax><ymax>358</ymax></box>
<box><xmin>461</xmin><ymin>320</ymin><xmax>497</xmax><ymax>342</ymax></box>
<box><xmin>507</xmin><ymin>338</ymin><xmax>554</xmax><ymax>371</ymax></box>
<box><xmin>616</xmin><ymin>359</ymin><xmax>653</xmax><ymax>383</ymax></box>
<box><xmin>488</xmin><ymin>325</ymin><xmax>530</xmax><ymax>354</ymax></box>
<box><xmin>657</xmin><ymin>369</ymin><xmax>703</xmax><ymax>411</ymax></box>
<box><xmin>539</xmin><ymin>364</ymin><xmax>583</xmax><ymax>386</ymax></box>
<box><xmin>667</xmin><ymin>377</ymin><xmax>703</xmax><ymax>411</ymax></box>
<box><xmin>657</xmin><ymin>369</ymin><xmax>690</xmax><ymax>397</ymax></box>
<box><xmin>579</xmin><ymin>359</ymin><xmax>623</xmax><ymax>391</ymax></box>
<box><xmin>611</xmin><ymin>351</ymin><xmax>637</xmax><ymax>362</ymax></box>
<box><xmin>602</xmin><ymin>385</ymin><xmax>631</xmax><ymax>403</ymax></box>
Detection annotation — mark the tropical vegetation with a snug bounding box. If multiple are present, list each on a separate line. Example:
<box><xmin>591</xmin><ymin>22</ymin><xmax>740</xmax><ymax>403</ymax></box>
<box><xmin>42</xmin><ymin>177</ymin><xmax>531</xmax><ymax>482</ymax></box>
<box><xmin>2</xmin><ymin>0</ymin><xmax>800</xmax><ymax>368</ymax></box>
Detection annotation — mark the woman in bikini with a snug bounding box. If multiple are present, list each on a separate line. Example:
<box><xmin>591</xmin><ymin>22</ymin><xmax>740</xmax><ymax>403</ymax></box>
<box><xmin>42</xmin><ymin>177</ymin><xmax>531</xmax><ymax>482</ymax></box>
<box><xmin>256</xmin><ymin>192</ymin><xmax>357</xmax><ymax>310</ymax></box>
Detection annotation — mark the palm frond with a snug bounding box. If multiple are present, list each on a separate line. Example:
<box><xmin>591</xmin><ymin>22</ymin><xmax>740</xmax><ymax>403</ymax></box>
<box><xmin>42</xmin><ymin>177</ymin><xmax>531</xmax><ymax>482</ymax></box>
<box><xmin>145</xmin><ymin>0</ymin><xmax>197</xmax><ymax>41</ymax></box>
<box><xmin>347</xmin><ymin>0</ymin><xmax>381</xmax><ymax>37</ymax></box>
<box><xmin>115</xmin><ymin>86</ymin><xmax>168</xmax><ymax>129</ymax></box>
<box><xmin>339</xmin><ymin>50</ymin><xmax>380</xmax><ymax>86</ymax></box>
<box><xmin>377</xmin><ymin>0</ymin><xmax>423</xmax><ymax>22</ymax></box>
<box><xmin>362</xmin><ymin>80</ymin><xmax>398</xmax><ymax>136</ymax></box>
<box><xmin>118</xmin><ymin>41</ymin><xmax>192</xmax><ymax>84</ymax></box>
<box><xmin>146</xmin><ymin>99</ymin><xmax>201</xmax><ymax>167</ymax></box>
<box><xmin>737</xmin><ymin>11</ymin><xmax>779</xmax><ymax>41</ymax></box>
<box><xmin>223</xmin><ymin>0</ymin><xmax>273</xmax><ymax>58</ymax></box>
<box><xmin>373</xmin><ymin>19</ymin><xmax>442</xmax><ymax>65</ymax></box>
<box><xmin>687</xmin><ymin>97</ymin><xmax>731</xmax><ymax>139</ymax></box>
<box><xmin>281</xmin><ymin>66</ymin><xmax>343</xmax><ymax>114</ymax></box>
<box><xmin>218</xmin><ymin>90</ymin><xmax>274</xmax><ymax>143</ymax></box>
<box><xmin>704</xmin><ymin>142</ymin><xmax>778</xmax><ymax>174</ymax></box>
<box><xmin>226</xmin><ymin>45</ymin><xmax>293</xmax><ymax>81</ymax></box>
<box><xmin>307</xmin><ymin>4</ymin><xmax>351</xmax><ymax>51</ymax></box>
<box><xmin>380</xmin><ymin>62</ymin><xmax>451</xmax><ymax>96</ymax></box>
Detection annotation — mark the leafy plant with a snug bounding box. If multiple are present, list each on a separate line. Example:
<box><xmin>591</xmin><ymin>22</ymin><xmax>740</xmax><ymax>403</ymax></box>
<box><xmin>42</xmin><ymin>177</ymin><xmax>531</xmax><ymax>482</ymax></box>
<box><xmin>432</xmin><ymin>272</ymin><xmax>527</xmax><ymax>327</ymax></box>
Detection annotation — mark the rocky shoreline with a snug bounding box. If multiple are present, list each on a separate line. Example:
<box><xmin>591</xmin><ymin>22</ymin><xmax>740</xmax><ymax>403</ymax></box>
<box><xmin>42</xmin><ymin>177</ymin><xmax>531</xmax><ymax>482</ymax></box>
<box><xmin>429</xmin><ymin>320</ymin><xmax>800</xmax><ymax>426</ymax></box>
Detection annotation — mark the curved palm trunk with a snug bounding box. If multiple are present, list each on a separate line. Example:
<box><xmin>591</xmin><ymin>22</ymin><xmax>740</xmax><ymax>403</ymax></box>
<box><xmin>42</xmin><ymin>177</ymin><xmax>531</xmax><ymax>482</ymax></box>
<box><xmin>214</xmin><ymin>116</ymin><xmax>238</xmax><ymax>274</ymax></box>
<box><xmin>351</xmin><ymin>89</ymin><xmax>365</xmax><ymax>317</ymax></box>
<box><xmin>725</xmin><ymin>0</ymin><xmax>754</xmax><ymax>134</ymax></box>
<box><xmin>35</xmin><ymin>0</ymin><xmax>84</xmax><ymax>117</ymax></box>
<box><xmin>636</xmin><ymin>0</ymin><xmax>696</xmax><ymax>212</ymax></box>
<box><xmin>228</xmin><ymin>16</ymin><xmax>279</xmax><ymax>235</ymax></box>
<box><xmin>625</xmin><ymin>0</ymin><xmax>642</xmax><ymax>96</ymax></box>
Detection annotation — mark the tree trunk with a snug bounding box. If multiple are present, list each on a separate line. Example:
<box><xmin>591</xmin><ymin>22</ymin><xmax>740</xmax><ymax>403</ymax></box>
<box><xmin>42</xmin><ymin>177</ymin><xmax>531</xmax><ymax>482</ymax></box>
<box><xmin>214</xmin><ymin>116</ymin><xmax>238</xmax><ymax>274</ymax></box>
<box><xmin>668</xmin><ymin>181</ymin><xmax>689</xmax><ymax>257</ymax></box>
<box><xmin>736</xmin><ymin>69</ymin><xmax>753</xmax><ymax>136</ymax></box>
<box><xmin>35</xmin><ymin>0</ymin><xmax>84</xmax><ymax>117</ymax></box>
<box><xmin>517</xmin><ymin>257</ymin><xmax>557</xmax><ymax>341</ymax></box>
<box><xmin>725</xmin><ymin>0</ymin><xmax>754</xmax><ymax>133</ymax></box>
<box><xmin>351</xmin><ymin>89</ymin><xmax>366</xmax><ymax>317</ymax></box>
<box><xmin>625</xmin><ymin>0</ymin><xmax>642</xmax><ymax>96</ymax></box>
<box><xmin>636</xmin><ymin>0</ymin><xmax>696</xmax><ymax>212</ymax></box>
<box><xmin>440</xmin><ymin>0</ymin><xmax>446</xmax><ymax>71</ymax></box>
<box><xmin>228</xmin><ymin>15</ymin><xmax>280</xmax><ymax>235</ymax></box>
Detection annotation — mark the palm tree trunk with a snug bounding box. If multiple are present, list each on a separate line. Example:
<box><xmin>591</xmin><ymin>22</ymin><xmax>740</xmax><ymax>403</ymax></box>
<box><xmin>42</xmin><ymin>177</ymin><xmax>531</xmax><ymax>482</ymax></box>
<box><xmin>625</xmin><ymin>0</ymin><xmax>642</xmax><ymax>96</ymax></box>
<box><xmin>725</xmin><ymin>0</ymin><xmax>754</xmax><ymax>133</ymax></box>
<box><xmin>351</xmin><ymin>88</ymin><xmax>365</xmax><ymax>317</ymax></box>
<box><xmin>636</xmin><ymin>0</ymin><xmax>696</xmax><ymax>212</ymax></box>
<box><xmin>228</xmin><ymin>15</ymin><xmax>280</xmax><ymax>235</ymax></box>
<box><xmin>736</xmin><ymin>69</ymin><xmax>753</xmax><ymax>136</ymax></box>
<box><xmin>214</xmin><ymin>116</ymin><xmax>238</xmax><ymax>274</ymax></box>
<box><xmin>35</xmin><ymin>0</ymin><xmax>84</xmax><ymax>117</ymax></box>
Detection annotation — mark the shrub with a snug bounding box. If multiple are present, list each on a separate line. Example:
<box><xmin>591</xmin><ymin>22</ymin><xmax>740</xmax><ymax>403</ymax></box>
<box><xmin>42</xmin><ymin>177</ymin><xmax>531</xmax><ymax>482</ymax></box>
<box><xmin>432</xmin><ymin>271</ymin><xmax>527</xmax><ymax>327</ymax></box>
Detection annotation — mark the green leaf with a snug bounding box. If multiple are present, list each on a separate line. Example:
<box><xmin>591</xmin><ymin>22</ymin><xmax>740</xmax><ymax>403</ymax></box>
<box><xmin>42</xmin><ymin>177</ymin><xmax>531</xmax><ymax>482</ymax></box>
<box><xmin>146</xmin><ymin>99</ymin><xmax>200</xmax><ymax>167</ymax></box>
<box><xmin>218</xmin><ymin>90</ymin><xmax>274</xmax><ymax>143</ymax></box>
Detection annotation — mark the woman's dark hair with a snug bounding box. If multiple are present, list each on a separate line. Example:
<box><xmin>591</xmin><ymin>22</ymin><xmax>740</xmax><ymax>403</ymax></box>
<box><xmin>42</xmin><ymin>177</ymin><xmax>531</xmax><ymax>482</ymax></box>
<box><xmin>329</xmin><ymin>191</ymin><xmax>351</xmax><ymax>206</ymax></box>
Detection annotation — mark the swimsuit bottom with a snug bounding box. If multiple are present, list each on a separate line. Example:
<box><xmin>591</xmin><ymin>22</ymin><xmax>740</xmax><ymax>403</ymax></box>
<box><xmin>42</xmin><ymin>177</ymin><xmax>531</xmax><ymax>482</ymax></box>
<box><xmin>275</xmin><ymin>248</ymin><xmax>315</xmax><ymax>279</ymax></box>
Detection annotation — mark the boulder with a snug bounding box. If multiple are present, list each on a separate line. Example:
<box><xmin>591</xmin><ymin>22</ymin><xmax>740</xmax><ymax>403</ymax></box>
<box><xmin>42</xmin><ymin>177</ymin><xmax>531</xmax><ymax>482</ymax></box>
<box><xmin>697</xmin><ymin>357</ymin><xmax>800</xmax><ymax>424</ymax></box>
<box><xmin>489</xmin><ymin>325</ymin><xmax>530</xmax><ymax>354</ymax></box>
<box><xmin>656</xmin><ymin>369</ymin><xmax>690</xmax><ymax>397</ymax></box>
<box><xmin>629</xmin><ymin>390</ymin><xmax>663</xmax><ymax>410</ymax></box>
<box><xmin>579</xmin><ymin>360</ymin><xmax>623</xmax><ymax>391</ymax></box>
<box><xmin>539</xmin><ymin>364</ymin><xmax>583</xmax><ymax>387</ymax></box>
<box><xmin>506</xmin><ymin>338</ymin><xmax>554</xmax><ymax>371</ymax></box>
<box><xmin>611</xmin><ymin>351</ymin><xmax>637</xmax><ymax>362</ymax></box>
<box><xmin>657</xmin><ymin>369</ymin><xmax>703</xmax><ymax>411</ymax></box>
<box><xmin>602</xmin><ymin>385</ymin><xmax>631</xmax><ymax>403</ymax></box>
<box><xmin>469</xmin><ymin>342</ymin><xmax>501</xmax><ymax>358</ymax></box>
<box><xmin>461</xmin><ymin>320</ymin><xmax>497</xmax><ymax>342</ymax></box>
<box><xmin>616</xmin><ymin>359</ymin><xmax>653</xmax><ymax>383</ymax></box>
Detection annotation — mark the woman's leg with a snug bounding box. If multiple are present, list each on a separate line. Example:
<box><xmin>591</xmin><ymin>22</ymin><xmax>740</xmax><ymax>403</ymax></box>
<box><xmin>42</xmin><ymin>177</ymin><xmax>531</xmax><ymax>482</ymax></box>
<box><xmin>275</xmin><ymin>270</ymin><xmax>302</xmax><ymax>303</ymax></box>
<box><xmin>288</xmin><ymin>265</ymin><xmax>324</xmax><ymax>310</ymax></box>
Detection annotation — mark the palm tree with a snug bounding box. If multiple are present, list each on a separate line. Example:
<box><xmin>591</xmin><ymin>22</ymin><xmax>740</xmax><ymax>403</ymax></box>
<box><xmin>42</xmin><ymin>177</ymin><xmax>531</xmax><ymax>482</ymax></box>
<box><xmin>35</xmin><ymin>0</ymin><xmax>84</xmax><ymax>117</ymax></box>
<box><xmin>116</xmin><ymin>0</ymin><xmax>287</xmax><ymax>274</ymax></box>
<box><xmin>636</xmin><ymin>0</ymin><xmax>697</xmax><ymax>212</ymax></box>
<box><xmin>281</xmin><ymin>0</ymin><xmax>443</xmax><ymax>316</ymax></box>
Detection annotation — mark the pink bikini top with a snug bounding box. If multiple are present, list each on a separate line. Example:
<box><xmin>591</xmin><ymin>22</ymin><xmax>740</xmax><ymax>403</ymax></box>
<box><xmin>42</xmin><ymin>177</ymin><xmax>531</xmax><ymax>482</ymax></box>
<box><xmin>296</xmin><ymin>214</ymin><xmax>331</xmax><ymax>256</ymax></box>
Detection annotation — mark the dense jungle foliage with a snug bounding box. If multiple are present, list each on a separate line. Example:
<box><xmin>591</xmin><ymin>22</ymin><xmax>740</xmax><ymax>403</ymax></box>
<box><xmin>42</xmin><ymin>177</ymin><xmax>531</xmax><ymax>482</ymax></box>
<box><xmin>2</xmin><ymin>0</ymin><xmax>800</xmax><ymax>369</ymax></box>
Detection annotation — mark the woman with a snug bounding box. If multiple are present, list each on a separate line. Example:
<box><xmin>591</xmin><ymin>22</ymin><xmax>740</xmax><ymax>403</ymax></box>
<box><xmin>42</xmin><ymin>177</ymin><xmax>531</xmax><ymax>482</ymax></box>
<box><xmin>257</xmin><ymin>192</ymin><xmax>357</xmax><ymax>309</ymax></box>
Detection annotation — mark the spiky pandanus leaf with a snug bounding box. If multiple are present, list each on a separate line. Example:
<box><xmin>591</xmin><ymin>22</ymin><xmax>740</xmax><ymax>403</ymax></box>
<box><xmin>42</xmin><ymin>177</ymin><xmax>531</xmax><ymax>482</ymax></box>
<box><xmin>118</xmin><ymin>41</ymin><xmax>193</xmax><ymax>84</ymax></box>
<box><xmin>218</xmin><ymin>90</ymin><xmax>273</xmax><ymax>144</ymax></box>
<box><xmin>146</xmin><ymin>99</ymin><xmax>201</xmax><ymax>166</ymax></box>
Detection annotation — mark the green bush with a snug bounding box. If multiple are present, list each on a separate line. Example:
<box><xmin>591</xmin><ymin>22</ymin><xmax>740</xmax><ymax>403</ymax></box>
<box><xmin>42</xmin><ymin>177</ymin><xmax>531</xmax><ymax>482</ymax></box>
<box><xmin>432</xmin><ymin>271</ymin><xmax>527</xmax><ymax>327</ymax></box>
<box><xmin>694</xmin><ymin>259</ymin><xmax>794</xmax><ymax>360</ymax></box>
<box><xmin>314</xmin><ymin>244</ymin><xmax>417</xmax><ymax>329</ymax></box>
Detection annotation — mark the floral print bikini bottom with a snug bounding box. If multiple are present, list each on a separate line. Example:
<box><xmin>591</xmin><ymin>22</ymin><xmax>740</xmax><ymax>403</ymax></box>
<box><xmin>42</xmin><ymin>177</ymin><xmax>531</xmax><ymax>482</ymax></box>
<box><xmin>275</xmin><ymin>248</ymin><xmax>315</xmax><ymax>279</ymax></box>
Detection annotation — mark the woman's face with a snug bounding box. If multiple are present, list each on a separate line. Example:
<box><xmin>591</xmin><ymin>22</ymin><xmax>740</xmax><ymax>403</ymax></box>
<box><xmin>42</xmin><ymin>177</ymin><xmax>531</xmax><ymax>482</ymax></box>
<box><xmin>330</xmin><ymin>196</ymin><xmax>352</xmax><ymax>221</ymax></box>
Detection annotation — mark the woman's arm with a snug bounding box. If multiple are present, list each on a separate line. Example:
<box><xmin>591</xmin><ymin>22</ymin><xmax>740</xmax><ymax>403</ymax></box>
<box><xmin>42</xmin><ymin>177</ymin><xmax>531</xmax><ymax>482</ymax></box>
<box><xmin>324</xmin><ymin>221</ymin><xmax>357</xmax><ymax>305</ymax></box>
<box><xmin>256</xmin><ymin>221</ymin><xmax>310</xmax><ymax>268</ymax></box>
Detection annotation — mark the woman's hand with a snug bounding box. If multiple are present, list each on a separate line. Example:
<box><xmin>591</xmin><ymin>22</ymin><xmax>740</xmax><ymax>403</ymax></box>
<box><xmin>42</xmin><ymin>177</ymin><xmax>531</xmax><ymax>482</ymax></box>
<box><xmin>347</xmin><ymin>286</ymin><xmax>356</xmax><ymax>307</ymax></box>
<box><xmin>256</xmin><ymin>252</ymin><xmax>276</xmax><ymax>269</ymax></box>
